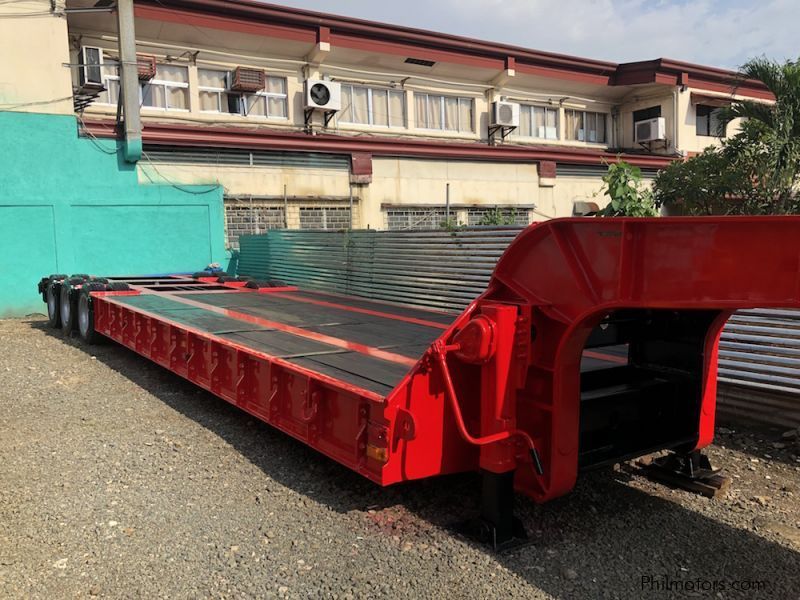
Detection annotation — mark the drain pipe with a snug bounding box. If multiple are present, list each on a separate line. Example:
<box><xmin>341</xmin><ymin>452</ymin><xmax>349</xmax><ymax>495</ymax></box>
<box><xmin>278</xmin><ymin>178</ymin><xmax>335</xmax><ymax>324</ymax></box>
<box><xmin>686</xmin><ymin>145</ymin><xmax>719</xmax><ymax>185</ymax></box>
<box><xmin>117</xmin><ymin>0</ymin><xmax>142</xmax><ymax>162</ymax></box>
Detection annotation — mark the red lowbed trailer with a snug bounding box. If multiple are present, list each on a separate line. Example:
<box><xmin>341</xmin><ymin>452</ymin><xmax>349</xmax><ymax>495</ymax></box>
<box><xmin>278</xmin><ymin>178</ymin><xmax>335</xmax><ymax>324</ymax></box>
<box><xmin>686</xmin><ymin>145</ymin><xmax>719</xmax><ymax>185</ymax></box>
<box><xmin>37</xmin><ymin>217</ymin><xmax>800</xmax><ymax>548</ymax></box>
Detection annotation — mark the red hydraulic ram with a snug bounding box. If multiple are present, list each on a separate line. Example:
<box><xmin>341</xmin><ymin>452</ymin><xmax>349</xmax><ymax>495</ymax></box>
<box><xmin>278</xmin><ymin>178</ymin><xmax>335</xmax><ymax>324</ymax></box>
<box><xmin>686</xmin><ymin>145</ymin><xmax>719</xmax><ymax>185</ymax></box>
<box><xmin>38</xmin><ymin>217</ymin><xmax>800</xmax><ymax>548</ymax></box>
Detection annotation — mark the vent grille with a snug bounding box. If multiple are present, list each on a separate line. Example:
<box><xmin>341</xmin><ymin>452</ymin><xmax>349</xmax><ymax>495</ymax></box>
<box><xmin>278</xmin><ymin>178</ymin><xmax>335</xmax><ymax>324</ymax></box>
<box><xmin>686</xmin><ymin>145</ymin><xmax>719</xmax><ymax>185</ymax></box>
<box><xmin>636</xmin><ymin>121</ymin><xmax>652</xmax><ymax>141</ymax></box>
<box><xmin>498</xmin><ymin>104</ymin><xmax>513</xmax><ymax>123</ymax></box>
<box><xmin>230</xmin><ymin>67</ymin><xmax>266</xmax><ymax>92</ymax></box>
<box><xmin>404</xmin><ymin>57</ymin><xmax>436</xmax><ymax>67</ymax></box>
<box><xmin>143</xmin><ymin>146</ymin><xmax>350</xmax><ymax>170</ymax></box>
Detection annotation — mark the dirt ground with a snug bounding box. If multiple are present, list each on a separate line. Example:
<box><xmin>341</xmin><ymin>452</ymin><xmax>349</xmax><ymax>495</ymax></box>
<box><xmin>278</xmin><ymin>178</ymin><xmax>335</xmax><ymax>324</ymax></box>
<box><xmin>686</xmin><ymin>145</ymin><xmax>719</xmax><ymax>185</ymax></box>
<box><xmin>1</xmin><ymin>317</ymin><xmax>799</xmax><ymax>599</ymax></box>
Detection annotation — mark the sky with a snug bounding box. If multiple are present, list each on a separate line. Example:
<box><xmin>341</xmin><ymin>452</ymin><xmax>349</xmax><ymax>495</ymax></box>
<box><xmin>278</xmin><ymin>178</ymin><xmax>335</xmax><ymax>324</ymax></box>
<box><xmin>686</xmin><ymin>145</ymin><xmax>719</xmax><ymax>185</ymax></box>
<box><xmin>273</xmin><ymin>0</ymin><xmax>795</xmax><ymax>69</ymax></box>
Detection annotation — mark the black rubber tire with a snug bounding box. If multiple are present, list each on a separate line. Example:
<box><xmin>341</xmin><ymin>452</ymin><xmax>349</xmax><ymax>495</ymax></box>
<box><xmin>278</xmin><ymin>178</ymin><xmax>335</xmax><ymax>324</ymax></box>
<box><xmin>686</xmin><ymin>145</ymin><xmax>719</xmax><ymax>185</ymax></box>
<box><xmin>59</xmin><ymin>283</ymin><xmax>78</xmax><ymax>335</ymax></box>
<box><xmin>268</xmin><ymin>279</ymin><xmax>286</xmax><ymax>287</ymax></box>
<box><xmin>106</xmin><ymin>282</ymin><xmax>131</xmax><ymax>292</ymax></box>
<box><xmin>46</xmin><ymin>281</ymin><xmax>62</xmax><ymax>328</ymax></box>
<box><xmin>77</xmin><ymin>290</ymin><xmax>103</xmax><ymax>344</ymax></box>
<box><xmin>217</xmin><ymin>275</ymin><xmax>237</xmax><ymax>283</ymax></box>
<box><xmin>70</xmin><ymin>273</ymin><xmax>90</xmax><ymax>280</ymax></box>
<box><xmin>193</xmin><ymin>271</ymin><xmax>213</xmax><ymax>278</ymax></box>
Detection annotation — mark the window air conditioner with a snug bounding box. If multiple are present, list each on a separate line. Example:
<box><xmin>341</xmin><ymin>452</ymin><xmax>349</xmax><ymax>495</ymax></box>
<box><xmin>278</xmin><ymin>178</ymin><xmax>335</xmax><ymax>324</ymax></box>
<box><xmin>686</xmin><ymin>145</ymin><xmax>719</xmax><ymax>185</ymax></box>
<box><xmin>304</xmin><ymin>79</ymin><xmax>342</xmax><ymax>111</ymax></box>
<box><xmin>491</xmin><ymin>101</ymin><xmax>519</xmax><ymax>127</ymax></box>
<box><xmin>230</xmin><ymin>67</ymin><xmax>266</xmax><ymax>93</ymax></box>
<box><xmin>635</xmin><ymin>117</ymin><xmax>667</xmax><ymax>143</ymax></box>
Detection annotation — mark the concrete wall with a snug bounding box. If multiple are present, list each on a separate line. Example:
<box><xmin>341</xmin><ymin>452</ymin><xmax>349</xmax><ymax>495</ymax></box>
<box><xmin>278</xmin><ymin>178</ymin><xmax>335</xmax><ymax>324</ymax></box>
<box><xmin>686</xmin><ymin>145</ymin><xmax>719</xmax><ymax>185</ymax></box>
<box><xmin>142</xmin><ymin>156</ymin><xmax>604</xmax><ymax>233</ymax></box>
<box><xmin>0</xmin><ymin>3</ymin><xmax>74</xmax><ymax>116</ymax></box>
<box><xmin>0</xmin><ymin>112</ymin><xmax>226</xmax><ymax>316</ymax></box>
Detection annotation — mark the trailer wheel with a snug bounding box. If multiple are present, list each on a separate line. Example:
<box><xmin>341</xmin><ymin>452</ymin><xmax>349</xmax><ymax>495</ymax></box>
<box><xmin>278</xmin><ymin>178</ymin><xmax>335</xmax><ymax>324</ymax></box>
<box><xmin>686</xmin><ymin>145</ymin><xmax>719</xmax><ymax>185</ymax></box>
<box><xmin>46</xmin><ymin>281</ymin><xmax>62</xmax><ymax>328</ymax></box>
<box><xmin>77</xmin><ymin>289</ymin><xmax>103</xmax><ymax>344</ymax></box>
<box><xmin>106</xmin><ymin>282</ymin><xmax>131</xmax><ymax>292</ymax></box>
<box><xmin>59</xmin><ymin>283</ymin><xmax>77</xmax><ymax>335</ymax></box>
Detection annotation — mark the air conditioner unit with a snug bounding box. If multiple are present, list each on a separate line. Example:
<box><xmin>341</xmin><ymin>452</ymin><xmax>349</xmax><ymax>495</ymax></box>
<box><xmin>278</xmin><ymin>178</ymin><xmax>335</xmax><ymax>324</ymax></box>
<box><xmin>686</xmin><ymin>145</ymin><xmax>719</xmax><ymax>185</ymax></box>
<box><xmin>491</xmin><ymin>101</ymin><xmax>519</xmax><ymax>128</ymax></box>
<box><xmin>304</xmin><ymin>79</ymin><xmax>342</xmax><ymax>111</ymax></box>
<box><xmin>635</xmin><ymin>117</ymin><xmax>667</xmax><ymax>143</ymax></box>
<box><xmin>136</xmin><ymin>55</ymin><xmax>156</xmax><ymax>81</ymax></box>
<box><xmin>230</xmin><ymin>67</ymin><xmax>266</xmax><ymax>93</ymax></box>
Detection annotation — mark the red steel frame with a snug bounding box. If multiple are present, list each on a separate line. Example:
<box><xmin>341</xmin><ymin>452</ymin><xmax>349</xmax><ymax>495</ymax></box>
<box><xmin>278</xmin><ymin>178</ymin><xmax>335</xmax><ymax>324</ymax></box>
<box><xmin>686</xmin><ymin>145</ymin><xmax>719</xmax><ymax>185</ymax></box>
<box><xmin>90</xmin><ymin>217</ymin><xmax>800</xmax><ymax>503</ymax></box>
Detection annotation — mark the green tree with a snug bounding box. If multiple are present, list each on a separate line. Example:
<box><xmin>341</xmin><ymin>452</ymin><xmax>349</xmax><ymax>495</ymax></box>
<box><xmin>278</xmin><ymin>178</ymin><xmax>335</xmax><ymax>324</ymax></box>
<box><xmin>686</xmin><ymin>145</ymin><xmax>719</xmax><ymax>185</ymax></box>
<box><xmin>596</xmin><ymin>160</ymin><xmax>659</xmax><ymax>217</ymax></box>
<box><xmin>654</xmin><ymin>57</ymin><xmax>800</xmax><ymax>215</ymax></box>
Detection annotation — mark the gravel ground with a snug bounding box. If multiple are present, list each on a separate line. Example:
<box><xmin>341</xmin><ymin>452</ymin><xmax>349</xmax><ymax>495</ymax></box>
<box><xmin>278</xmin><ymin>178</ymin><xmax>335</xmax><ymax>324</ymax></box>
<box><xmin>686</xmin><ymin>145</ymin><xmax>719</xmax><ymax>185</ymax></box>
<box><xmin>1</xmin><ymin>317</ymin><xmax>799</xmax><ymax>599</ymax></box>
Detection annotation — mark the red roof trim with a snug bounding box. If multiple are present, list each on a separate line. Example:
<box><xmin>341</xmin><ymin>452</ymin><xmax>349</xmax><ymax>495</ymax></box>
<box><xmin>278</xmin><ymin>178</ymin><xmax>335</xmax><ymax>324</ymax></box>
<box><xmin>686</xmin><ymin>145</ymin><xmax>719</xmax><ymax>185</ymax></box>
<box><xmin>133</xmin><ymin>0</ymin><xmax>772</xmax><ymax>99</ymax></box>
<box><xmin>83</xmin><ymin>119</ymin><xmax>674</xmax><ymax>169</ymax></box>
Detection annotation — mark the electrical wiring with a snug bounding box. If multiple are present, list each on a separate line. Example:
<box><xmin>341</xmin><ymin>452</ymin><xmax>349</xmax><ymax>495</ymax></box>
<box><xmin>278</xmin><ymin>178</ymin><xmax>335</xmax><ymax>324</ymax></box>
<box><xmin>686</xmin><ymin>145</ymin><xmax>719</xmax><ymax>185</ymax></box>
<box><xmin>0</xmin><ymin>95</ymin><xmax>74</xmax><ymax>110</ymax></box>
<box><xmin>140</xmin><ymin>150</ymin><xmax>221</xmax><ymax>195</ymax></box>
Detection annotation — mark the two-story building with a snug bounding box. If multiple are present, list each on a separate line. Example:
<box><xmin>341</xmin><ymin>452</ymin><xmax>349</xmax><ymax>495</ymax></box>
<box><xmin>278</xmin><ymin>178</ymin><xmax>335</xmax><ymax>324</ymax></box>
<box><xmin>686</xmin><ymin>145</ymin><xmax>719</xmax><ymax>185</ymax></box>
<box><xmin>0</xmin><ymin>0</ymin><xmax>773</xmax><ymax>314</ymax></box>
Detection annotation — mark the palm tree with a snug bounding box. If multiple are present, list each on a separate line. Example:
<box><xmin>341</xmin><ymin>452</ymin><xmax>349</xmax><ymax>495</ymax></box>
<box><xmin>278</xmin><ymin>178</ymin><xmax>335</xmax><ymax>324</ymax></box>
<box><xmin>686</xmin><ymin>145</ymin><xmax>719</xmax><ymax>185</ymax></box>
<box><xmin>719</xmin><ymin>58</ymin><xmax>800</xmax><ymax>202</ymax></box>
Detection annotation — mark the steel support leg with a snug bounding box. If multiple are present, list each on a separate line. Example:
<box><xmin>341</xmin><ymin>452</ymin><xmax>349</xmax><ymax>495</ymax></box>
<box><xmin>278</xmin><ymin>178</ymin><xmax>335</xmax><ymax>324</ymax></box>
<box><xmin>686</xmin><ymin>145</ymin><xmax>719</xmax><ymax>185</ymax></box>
<box><xmin>464</xmin><ymin>470</ymin><xmax>528</xmax><ymax>551</ymax></box>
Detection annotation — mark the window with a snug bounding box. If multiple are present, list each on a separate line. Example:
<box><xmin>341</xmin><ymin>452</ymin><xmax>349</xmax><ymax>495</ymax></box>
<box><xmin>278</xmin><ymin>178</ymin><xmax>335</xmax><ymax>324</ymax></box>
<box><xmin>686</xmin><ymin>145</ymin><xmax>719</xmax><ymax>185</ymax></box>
<box><xmin>696</xmin><ymin>104</ymin><xmax>725</xmax><ymax>137</ymax></box>
<box><xmin>242</xmin><ymin>76</ymin><xmax>288</xmax><ymax>119</ymax></box>
<box><xmin>633</xmin><ymin>105</ymin><xmax>661</xmax><ymax>124</ymax></box>
<box><xmin>198</xmin><ymin>69</ymin><xmax>287</xmax><ymax>119</ymax></box>
<box><xmin>386</xmin><ymin>207</ymin><xmax>450</xmax><ymax>230</ymax></box>
<box><xmin>466</xmin><ymin>207</ymin><xmax>530</xmax><ymax>226</ymax></box>
<box><xmin>565</xmin><ymin>110</ymin><xmax>607</xmax><ymax>143</ymax></box>
<box><xmin>224</xmin><ymin>199</ymin><xmax>285</xmax><ymax>249</ymax></box>
<box><xmin>414</xmin><ymin>93</ymin><xmax>473</xmax><ymax>132</ymax></box>
<box><xmin>299</xmin><ymin>206</ymin><xmax>352</xmax><ymax>230</ymax></box>
<box><xmin>142</xmin><ymin>64</ymin><xmax>189</xmax><ymax>111</ymax></box>
<box><xmin>339</xmin><ymin>84</ymin><xmax>405</xmax><ymax>127</ymax></box>
<box><xmin>516</xmin><ymin>105</ymin><xmax>559</xmax><ymax>139</ymax></box>
<box><xmin>198</xmin><ymin>69</ymin><xmax>229</xmax><ymax>112</ymax></box>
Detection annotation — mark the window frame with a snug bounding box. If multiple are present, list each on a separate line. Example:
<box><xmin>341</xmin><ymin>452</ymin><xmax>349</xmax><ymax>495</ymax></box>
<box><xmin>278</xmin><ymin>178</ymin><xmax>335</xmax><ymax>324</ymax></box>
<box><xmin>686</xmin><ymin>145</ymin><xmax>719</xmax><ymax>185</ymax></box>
<box><xmin>414</xmin><ymin>92</ymin><xmax>474</xmax><ymax>133</ymax></box>
<box><xmin>696</xmin><ymin>104</ymin><xmax>726</xmax><ymax>138</ymax></box>
<box><xmin>197</xmin><ymin>69</ymin><xmax>288</xmax><ymax>120</ymax></box>
<box><xmin>565</xmin><ymin>109</ymin><xmax>608</xmax><ymax>144</ymax></box>
<box><xmin>140</xmin><ymin>64</ymin><xmax>190</xmax><ymax>112</ymax></box>
<box><xmin>338</xmin><ymin>83</ymin><xmax>406</xmax><ymax>128</ymax></box>
<box><xmin>515</xmin><ymin>104</ymin><xmax>559</xmax><ymax>140</ymax></box>
<box><xmin>197</xmin><ymin>68</ymin><xmax>229</xmax><ymax>113</ymax></box>
<box><xmin>241</xmin><ymin>76</ymin><xmax>289</xmax><ymax>120</ymax></box>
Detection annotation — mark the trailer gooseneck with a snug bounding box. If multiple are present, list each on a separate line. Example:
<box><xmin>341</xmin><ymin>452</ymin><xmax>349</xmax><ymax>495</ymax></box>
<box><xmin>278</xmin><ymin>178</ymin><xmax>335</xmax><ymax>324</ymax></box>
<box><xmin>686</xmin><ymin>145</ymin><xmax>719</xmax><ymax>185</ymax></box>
<box><xmin>38</xmin><ymin>217</ymin><xmax>800</xmax><ymax>549</ymax></box>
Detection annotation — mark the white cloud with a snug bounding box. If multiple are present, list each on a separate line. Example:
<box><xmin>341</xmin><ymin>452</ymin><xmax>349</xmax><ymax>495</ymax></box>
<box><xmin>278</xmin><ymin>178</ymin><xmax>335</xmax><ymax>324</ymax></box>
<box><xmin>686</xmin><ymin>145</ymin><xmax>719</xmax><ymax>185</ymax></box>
<box><xmin>274</xmin><ymin>0</ymin><xmax>796</xmax><ymax>69</ymax></box>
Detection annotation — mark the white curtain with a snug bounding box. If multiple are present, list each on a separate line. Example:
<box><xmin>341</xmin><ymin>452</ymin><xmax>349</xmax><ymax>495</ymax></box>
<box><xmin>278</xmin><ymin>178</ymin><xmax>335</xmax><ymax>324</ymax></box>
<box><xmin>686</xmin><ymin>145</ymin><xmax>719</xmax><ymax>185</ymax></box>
<box><xmin>518</xmin><ymin>105</ymin><xmax>532</xmax><ymax>137</ymax></box>
<box><xmin>415</xmin><ymin>93</ymin><xmax>428</xmax><ymax>128</ymax></box>
<box><xmin>351</xmin><ymin>86</ymin><xmax>369</xmax><ymax>124</ymax></box>
<box><xmin>246</xmin><ymin>95</ymin><xmax>265</xmax><ymax>116</ymax></box>
<box><xmin>267</xmin><ymin>96</ymin><xmax>286</xmax><ymax>118</ymax></box>
<box><xmin>168</xmin><ymin>86</ymin><xmax>188</xmax><ymax>109</ymax></box>
<box><xmin>444</xmin><ymin>96</ymin><xmax>458</xmax><ymax>130</ymax></box>
<box><xmin>340</xmin><ymin>86</ymin><xmax>353</xmax><ymax>122</ymax></box>
<box><xmin>428</xmin><ymin>95</ymin><xmax>443</xmax><ymax>129</ymax></box>
<box><xmin>388</xmin><ymin>91</ymin><xmax>404</xmax><ymax>127</ymax></box>
<box><xmin>458</xmin><ymin>98</ymin><xmax>472</xmax><ymax>132</ymax></box>
<box><xmin>372</xmin><ymin>89</ymin><xmax>389</xmax><ymax>126</ymax></box>
<box><xmin>156</xmin><ymin>64</ymin><xmax>188</xmax><ymax>83</ymax></box>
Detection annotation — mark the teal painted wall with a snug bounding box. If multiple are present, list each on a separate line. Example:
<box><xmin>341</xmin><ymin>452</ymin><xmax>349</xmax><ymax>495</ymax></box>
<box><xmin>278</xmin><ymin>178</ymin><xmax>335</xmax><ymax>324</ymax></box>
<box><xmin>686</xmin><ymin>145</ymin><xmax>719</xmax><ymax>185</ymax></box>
<box><xmin>0</xmin><ymin>112</ymin><xmax>225</xmax><ymax>317</ymax></box>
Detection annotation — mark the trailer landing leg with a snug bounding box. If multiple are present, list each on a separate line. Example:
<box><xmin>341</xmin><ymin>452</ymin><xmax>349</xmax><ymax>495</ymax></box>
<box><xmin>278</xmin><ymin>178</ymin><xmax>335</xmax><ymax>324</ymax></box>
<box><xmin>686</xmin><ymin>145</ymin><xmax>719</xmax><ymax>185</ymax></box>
<box><xmin>459</xmin><ymin>470</ymin><xmax>529</xmax><ymax>551</ymax></box>
<box><xmin>636</xmin><ymin>451</ymin><xmax>731</xmax><ymax>499</ymax></box>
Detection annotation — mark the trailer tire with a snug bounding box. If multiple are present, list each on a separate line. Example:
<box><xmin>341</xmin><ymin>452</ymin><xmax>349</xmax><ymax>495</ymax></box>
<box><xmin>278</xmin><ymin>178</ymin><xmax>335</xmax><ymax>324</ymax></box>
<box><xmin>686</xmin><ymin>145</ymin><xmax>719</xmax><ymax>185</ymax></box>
<box><xmin>77</xmin><ymin>289</ymin><xmax>103</xmax><ymax>344</ymax></box>
<box><xmin>46</xmin><ymin>281</ymin><xmax>62</xmax><ymax>328</ymax></box>
<box><xmin>59</xmin><ymin>283</ymin><xmax>78</xmax><ymax>335</ymax></box>
<box><xmin>106</xmin><ymin>282</ymin><xmax>131</xmax><ymax>292</ymax></box>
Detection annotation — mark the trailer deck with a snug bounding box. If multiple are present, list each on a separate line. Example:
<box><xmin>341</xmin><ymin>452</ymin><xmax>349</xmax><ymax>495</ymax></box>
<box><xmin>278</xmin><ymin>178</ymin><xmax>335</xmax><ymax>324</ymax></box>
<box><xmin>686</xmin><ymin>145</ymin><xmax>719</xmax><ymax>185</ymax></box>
<box><xmin>101</xmin><ymin>283</ymin><xmax>450</xmax><ymax>397</ymax></box>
